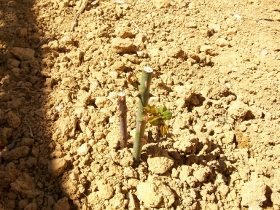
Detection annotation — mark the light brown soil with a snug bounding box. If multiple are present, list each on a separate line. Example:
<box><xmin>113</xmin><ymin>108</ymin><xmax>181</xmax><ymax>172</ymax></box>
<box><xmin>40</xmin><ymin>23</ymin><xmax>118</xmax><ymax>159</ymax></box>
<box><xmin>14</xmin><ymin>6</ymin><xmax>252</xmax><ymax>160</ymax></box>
<box><xmin>1</xmin><ymin>0</ymin><xmax>280</xmax><ymax>209</ymax></box>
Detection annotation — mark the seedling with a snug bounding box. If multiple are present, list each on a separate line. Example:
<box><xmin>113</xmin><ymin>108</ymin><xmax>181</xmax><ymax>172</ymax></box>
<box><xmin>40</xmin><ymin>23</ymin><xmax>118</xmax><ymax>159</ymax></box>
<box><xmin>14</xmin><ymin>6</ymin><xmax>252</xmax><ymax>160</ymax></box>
<box><xmin>144</xmin><ymin>105</ymin><xmax>172</xmax><ymax>137</ymax></box>
<box><xmin>127</xmin><ymin>67</ymin><xmax>172</xmax><ymax>163</ymax></box>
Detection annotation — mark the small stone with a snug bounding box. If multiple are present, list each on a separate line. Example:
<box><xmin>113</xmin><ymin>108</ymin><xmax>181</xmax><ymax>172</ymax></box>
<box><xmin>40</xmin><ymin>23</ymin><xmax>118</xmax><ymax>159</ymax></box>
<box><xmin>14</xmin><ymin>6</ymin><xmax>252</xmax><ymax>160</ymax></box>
<box><xmin>215</xmin><ymin>38</ymin><xmax>229</xmax><ymax>47</ymax></box>
<box><xmin>187</xmin><ymin>22</ymin><xmax>197</xmax><ymax>28</ymax></box>
<box><xmin>271</xmin><ymin>192</ymin><xmax>280</xmax><ymax>208</ymax></box>
<box><xmin>6</xmin><ymin>58</ymin><xmax>20</xmax><ymax>69</ymax></box>
<box><xmin>218</xmin><ymin>184</ymin><xmax>230</xmax><ymax>198</ymax></box>
<box><xmin>3</xmin><ymin>146</ymin><xmax>30</xmax><ymax>161</ymax></box>
<box><xmin>6</xmin><ymin>111</ymin><xmax>21</xmax><ymax>128</ymax></box>
<box><xmin>24</xmin><ymin>203</ymin><xmax>37</xmax><ymax>210</ymax></box>
<box><xmin>111</xmin><ymin>37</ymin><xmax>137</xmax><ymax>53</ymax></box>
<box><xmin>136</xmin><ymin>181</ymin><xmax>175</xmax><ymax>208</ymax></box>
<box><xmin>111</xmin><ymin>60</ymin><xmax>126</xmax><ymax>71</ymax></box>
<box><xmin>19</xmin><ymin>28</ymin><xmax>28</xmax><ymax>38</ymax></box>
<box><xmin>53</xmin><ymin>197</ymin><xmax>70</xmax><ymax>210</ymax></box>
<box><xmin>77</xmin><ymin>143</ymin><xmax>89</xmax><ymax>156</ymax></box>
<box><xmin>228</xmin><ymin>100</ymin><xmax>249</xmax><ymax>120</ymax></box>
<box><xmin>173</xmin><ymin>135</ymin><xmax>197</xmax><ymax>154</ymax></box>
<box><xmin>11</xmin><ymin>47</ymin><xmax>35</xmax><ymax>61</ymax></box>
<box><xmin>152</xmin><ymin>0</ymin><xmax>170</xmax><ymax>9</ymax></box>
<box><xmin>21</xmin><ymin>138</ymin><xmax>34</xmax><ymax>147</ymax></box>
<box><xmin>193</xmin><ymin>166</ymin><xmax>212</xmax><ymax>183</ymax></box>
<box><xmin>115</xmin><ymin>26</ymin><xmax>132</xmax><ymax>38</ymax></box>
<box><xmin>61</xmin><ymin>35</ymin><xmax>73</xmax><ymax>45</ymax></box>
<box><xmin>200</xmin><ymin>45</ymin><xmax>213</xmax><ymax>53</ymax></box>
<box><xmin>222</xmin><ymin>131</ymin><xmax>235</xmax><ymax>144</ymax></box>
<box><xmin>240</xmin><ymin>179</ymin><xmax>267</xmax><ymax>207</ymax></box>
<box><xmin>97</xmin><ymin>184</ymin><xmax>114</xmax><ymax>200</ymax></box>
<box><xmin>147</xmin><ymin>156</ymin><xmax>174</xmax><ymax>174</ymax></box>
<box><xmin>18</xmin><ymin>199</ymin><xmax>29</xmax><ymax>209</ymax></box>
<box><xmin>48</xmin><ymin>158</ymin><xmax>67</xmax><ymax>177</ymax></box>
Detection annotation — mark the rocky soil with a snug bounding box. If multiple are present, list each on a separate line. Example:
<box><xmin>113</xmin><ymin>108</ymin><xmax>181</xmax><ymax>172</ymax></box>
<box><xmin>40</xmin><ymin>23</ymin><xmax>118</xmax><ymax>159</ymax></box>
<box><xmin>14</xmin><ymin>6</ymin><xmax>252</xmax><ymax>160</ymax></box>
<box><xmin>1</xmin><ymin>0</ymin><xmax>280</xmax><ymax>209</ymax></box>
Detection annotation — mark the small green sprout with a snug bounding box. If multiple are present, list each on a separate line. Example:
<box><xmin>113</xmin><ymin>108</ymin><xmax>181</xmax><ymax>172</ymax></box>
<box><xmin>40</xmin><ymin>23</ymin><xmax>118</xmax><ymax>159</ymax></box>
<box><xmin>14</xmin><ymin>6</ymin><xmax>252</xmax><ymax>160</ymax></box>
<box><xmin>144</xmin><ymin>105</ymin><xmax>172</xmax><ymax>136</ymax></box>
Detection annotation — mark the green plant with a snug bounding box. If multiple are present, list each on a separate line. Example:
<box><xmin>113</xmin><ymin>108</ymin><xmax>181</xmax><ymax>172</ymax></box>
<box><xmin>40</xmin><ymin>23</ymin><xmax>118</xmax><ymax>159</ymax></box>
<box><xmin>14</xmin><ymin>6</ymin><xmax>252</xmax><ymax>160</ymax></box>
<box><xmin>144</xmin><ymin>105</ymin><xmax>172</xmax><ymax>137</ymax></box>
<box><xmin>127</xmin><ymin>67</ymin><xmax>172</xmax><ymax>163</ymax></box>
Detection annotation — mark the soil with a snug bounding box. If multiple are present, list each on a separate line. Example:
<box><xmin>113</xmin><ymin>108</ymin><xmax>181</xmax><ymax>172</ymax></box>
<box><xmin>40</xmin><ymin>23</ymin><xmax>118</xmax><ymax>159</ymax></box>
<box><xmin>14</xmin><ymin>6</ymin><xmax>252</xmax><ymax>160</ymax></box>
<box><xmin>0</xmin><ymin>0</ymin><xmax>280</xmax><ymax>209</ymax></box>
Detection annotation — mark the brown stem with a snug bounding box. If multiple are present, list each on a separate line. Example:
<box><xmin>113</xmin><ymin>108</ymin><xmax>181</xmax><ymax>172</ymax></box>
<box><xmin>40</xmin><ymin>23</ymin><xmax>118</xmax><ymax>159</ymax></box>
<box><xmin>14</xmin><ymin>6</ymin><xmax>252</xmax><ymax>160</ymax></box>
<box><xmin>118</xmin><ymin>92</ymin><xmax>128</xmax><ymax>149</ymax></box>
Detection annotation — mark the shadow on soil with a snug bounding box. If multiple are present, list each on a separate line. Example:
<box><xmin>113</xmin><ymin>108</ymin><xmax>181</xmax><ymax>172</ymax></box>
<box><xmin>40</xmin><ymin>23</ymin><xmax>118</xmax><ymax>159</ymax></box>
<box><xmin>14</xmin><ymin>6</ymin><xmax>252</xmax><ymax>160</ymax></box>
<box><xmin>0</xmin><ymin>0</ymin><xmax>76</xmax><ymax>209</ymax></box>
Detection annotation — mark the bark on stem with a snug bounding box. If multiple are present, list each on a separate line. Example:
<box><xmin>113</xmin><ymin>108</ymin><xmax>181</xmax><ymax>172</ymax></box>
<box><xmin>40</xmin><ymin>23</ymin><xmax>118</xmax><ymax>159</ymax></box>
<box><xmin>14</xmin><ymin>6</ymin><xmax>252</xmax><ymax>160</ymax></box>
<box><xmin>133</xmin><ymin>67</ymin><xmax>153</xmax><ymax>163</ymax></box>
<box><xmin>118</xmin><ymin>92</ymin><xmax>128</xmax><ymax>149</ymax></box>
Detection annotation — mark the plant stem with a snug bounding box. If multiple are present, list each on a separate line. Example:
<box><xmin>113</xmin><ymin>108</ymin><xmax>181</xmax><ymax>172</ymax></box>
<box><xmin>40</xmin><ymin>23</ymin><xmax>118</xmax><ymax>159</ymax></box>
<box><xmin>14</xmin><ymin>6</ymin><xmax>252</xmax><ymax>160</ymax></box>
<box><xmin>133</xmin><ymin>67</ymin><xmax>153</xmax><ymax>163</ymax></box>
<box><xmin>118</xmin><ymin>92</ymin><xmax>128</xmax><ymax>149</ymax></box>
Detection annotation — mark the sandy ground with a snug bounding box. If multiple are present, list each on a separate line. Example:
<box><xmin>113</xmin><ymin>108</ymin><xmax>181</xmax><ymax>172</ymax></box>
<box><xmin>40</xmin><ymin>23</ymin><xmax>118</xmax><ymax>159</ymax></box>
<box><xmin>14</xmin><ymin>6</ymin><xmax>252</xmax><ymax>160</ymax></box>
<box><xmin>0</xmin><ymin>0</ymin><xmax>280</xmax><ymax>209</ymax></box>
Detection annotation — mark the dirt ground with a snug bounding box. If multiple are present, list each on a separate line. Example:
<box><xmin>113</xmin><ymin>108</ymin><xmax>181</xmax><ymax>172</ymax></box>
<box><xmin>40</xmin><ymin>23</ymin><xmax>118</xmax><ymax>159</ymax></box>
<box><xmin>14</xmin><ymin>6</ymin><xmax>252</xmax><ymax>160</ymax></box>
<box><xmin>0</xmin><ymin>0</ymin><xmax>280</xmax><ymax>209</ymax></box>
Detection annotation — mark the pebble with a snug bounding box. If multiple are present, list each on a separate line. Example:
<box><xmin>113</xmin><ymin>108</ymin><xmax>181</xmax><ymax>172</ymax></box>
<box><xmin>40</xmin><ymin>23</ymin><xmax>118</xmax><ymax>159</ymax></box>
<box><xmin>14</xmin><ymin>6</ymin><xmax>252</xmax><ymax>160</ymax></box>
<box><xmin>193</xmin><ymin>166</ymin><xmax>212</xmax><ymax>183</ymax></box>
<box><xmin>48</xmin><ymin>158</ymin><xmax>67</xmax><ymax>177</ymax></box>
<box><xmin>240</xmin><ymin>179</ymin><xmax>267</xmax><ymax>207</ymax></box>
<box><xmin>111</xmin><ymin>37</ymin><xmax>137</xmax><ymax>53</ymax></box>
<box><xmin>77</xmin><ymin>143</ymin><xmax>89</xmax><ymax>156</ymax></box>
<box><xmin>215</xmin><ymin>38</ymin><xmax>229</xmax><ymax>47</ymax></box>
<box><xmin>228</xmin><ymin>100</ymin><xmax>249</xmax><ymax>120</ymax></box>
<box><xmin>3</xmin><ymin>146</ymin><xmax>30</xmax><ymax>161</ymax></box>
<box><xmin>6</xmin><ymin>111</ymin><xmax>21</xmax><ymax>128</ymax></box>
<box><xmin>11</xmin><ymin>47</ymin><xmax>35</xmax><ymax>61</ymax></box>
<box><xmin>53</xmin><ymin>197</ymin><xmax>70</xmax><ymax>210</ymax></box>
<box><xmin>147</xmin><ymin>156</ymin><xmax>174</xmax><ymax>174</ymax></box>
<box><xmin>97</xmin><ymin>184</ymin><xmax>114</xmax><ymax>200</ymax></box>
<box><xmin>151</xmin><ymin>0</ymin><xmax>170</xmax><ymax>9</ymax></box>
<box><xmin>136</xmin><ymin>181</ymin><xmax>175</xmax><ymax>208</ymax></box>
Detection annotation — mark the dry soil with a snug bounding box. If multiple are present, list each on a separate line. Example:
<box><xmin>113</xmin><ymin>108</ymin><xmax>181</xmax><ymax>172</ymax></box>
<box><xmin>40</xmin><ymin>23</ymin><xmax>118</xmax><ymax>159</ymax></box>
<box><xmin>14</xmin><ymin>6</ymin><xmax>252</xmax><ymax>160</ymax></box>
<box><xmin>0</xmin><ymin>0</ymin><xmax>280</xmax><ymax>209</ymax></box>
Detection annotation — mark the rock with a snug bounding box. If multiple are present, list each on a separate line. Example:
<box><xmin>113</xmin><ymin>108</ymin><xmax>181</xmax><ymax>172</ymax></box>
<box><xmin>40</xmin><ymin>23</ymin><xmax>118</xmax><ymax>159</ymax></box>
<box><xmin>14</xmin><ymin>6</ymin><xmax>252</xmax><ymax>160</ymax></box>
<box><xmin>152</xmin><ymin>0</ymin><xmax>170</xmax><ymax>9</ymax></box>
<box><xmin>48</xmin><ymin>158</ymin><xmax>67</xmax><ymax>177</ymax></box>
<box><xmin>193</xmin><ymin>166</ymin><xmax>212</xmax><ymax>183</ymax></box>
<box><xmin>187</xmin><ymin>22</ymin><xmax>197</xmax><ymax>28</ymax></box>
<box><xmin>271</xmin><ymin>192</ymin><xmax>280</xmax><ymax>209</ymax></box>
<box><xmin>115</xmin><ymin>26</ymin><xmax>133</xmax><ymax>38</ymax></box>
<box><xmin>97</xmin><ymin>183</ymin><xmax>114</xmax><ymax>200</ymax></box>
<box><xmin>147</xmin><ymin>156</ymin><xmax>174</xmax><ymax>174</ymax></box>
<box><xmin>136</xmin><ymin>181</ymin><xmax>175</xmax><ymax>208</ymax></box>
<box><xmin>21</xmin><ymin>138</ymin><xmax>34</xmax><ymax>147</ymax></box>
<box><xmin>53</xmin><ymin>197</ymin><xmax>70</xmax><ymax>210</ymax></box>
<box><xmin>228</xmin><ymin>100</ymin><xmax>249</xmax><ymax>120</ymax></box>
<box><xmin>19</xmin><ymin>28</ymin><xmax>28</xmax><ymax>38</ymax></box>
<box><xmin>10</xmin><ymin>173</ymin><xmax>42</xmax><ymax>199</ymax></box>
<box><xmin>215</xmin><ymin>38</ymin><xmax>229</xmax><ymax>47</ymax></box>
<box><xmin>77</xmin><ymin>143</ymin><xmax>89</xmax><ymax>156</ymax></box>
<box><xmin>240</xmin><ymin>179</ymin><xmax>267</xmax><ymax>207</ymax></box>
<box><xmin>165</xmin><ymin>46</ymin><xmax>187</xmax><ymax>59</ymax></box>
<box><xmin>18</xmin><ymin>199</ymin><xmax>29</xmax><ymax>209</ymax></box>
<box><xmin>3</xmin><ymin>146</ymin><xmax>30</xmax><ymax>161</ymax></box>
<box><xmin>111</xmin><ymin>37</ymin><xmax>137</xmax><ymax>53</ymax></box>
<box><xmin>0</xmin><ymin>127</ymin><xmax>12</xmax><ymax>147</ymax></box>
<box><xmin>218</xmin><ymin>184</ymin><xmax>230</xmax><ymax>198</ymax></box>
<box><xmin>173</xmin><ymin>135</ymin><xmax>197</xmax><ymax>154</ymax></box>
<box><xmin>6</xmin><ymin>58</ymin><xmax>20</xmax><ymax>69</ymax></box>
<box><xmin>108</xmin><ymin>193</ymin><xmax>128</xmax><ymax>209</ymax></box>
<box><xmin>24</xmin><ymin>203</ymin><xmax>37</xmax><ymax>210</ymax></box>
<box><xmin>179</xmin><ymin>165</ymin><xmax>192</xmax><ymax>182</ymax></box>
<box><xmin>6</xmin><ymin>111</ymin><xmax>21</xmax><ymax>128</ymax></box>
<box><xmin>11</xmin><ymin>47</ymin><xmax>35</xmax><ymax>61</ymax></box>
<box><xmin>111</xmin><ymin>60</ymin><xmax>126</xmax><ymax>71</ymax></box>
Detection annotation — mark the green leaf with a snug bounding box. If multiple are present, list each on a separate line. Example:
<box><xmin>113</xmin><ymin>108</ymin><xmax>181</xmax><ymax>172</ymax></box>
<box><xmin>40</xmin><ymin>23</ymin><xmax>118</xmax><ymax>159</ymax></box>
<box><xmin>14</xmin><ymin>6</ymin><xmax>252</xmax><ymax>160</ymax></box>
<box><xmin>158</xmin><ymin>106</ymin><xmax>172</xmax><ymax>120</ymax></box>
<box><xmin>144</xmin><ymin>105</ymin><xmax>159</xmax><ymax>115</ymax></box>
<box><xmin>147</xmin><ymin>116</ymin><xmax>161</xmax><ymax>126</ymax></box>
<box><xmin>160</xmin><ymin>123</ymin><xmax>168</xmax><ymax>136</ymax></box>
